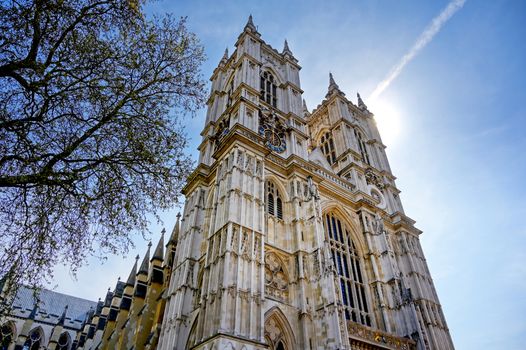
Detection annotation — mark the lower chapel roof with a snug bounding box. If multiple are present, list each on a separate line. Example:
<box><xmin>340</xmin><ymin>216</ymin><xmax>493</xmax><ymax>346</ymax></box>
<box><xmin>9</xmin><ymin>286</ymin><xmax>98</xmax><ymax>330</ymax></box>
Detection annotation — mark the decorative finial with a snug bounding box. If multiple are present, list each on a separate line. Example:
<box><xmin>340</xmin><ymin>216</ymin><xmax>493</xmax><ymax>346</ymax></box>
<box><xmin>283</xmin><ymin>39</ymin><xmax>293</xmax><ymax>56</ymax></box>
<box><xmin>302</xmin><ymin>99</ymin><xmax>310</xmax><ymax>115</ymax></box>
<box><xmin>357</xmin><ymin>92</ymin><xmax>368</xmax><ymax>110</ymax></box>
<box><xmin>326</xmin><ymin>72</ymin><xmax>345</xmax><ymax>98</ymax></box>
<box><xmin>244</xmin><ymin>14</ymin><xmax>257</xmax><ymax>32</ymax></box>
<box><xmin>220</xmin><ymin>47</ymin><xmax>229</xmax><ymax>65</ymax></box>
<box><xmin>152</xmin><ymin>229</ymin><xmax>165</xmax><ymax>261</ymax></box>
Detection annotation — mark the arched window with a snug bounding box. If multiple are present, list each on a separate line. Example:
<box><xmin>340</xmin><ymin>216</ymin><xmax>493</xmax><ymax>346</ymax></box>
<box><xmin>354</xmin><ymin>129</ymin><xmax>370</xmax><ymax>165</ymax></box>
<box><xmin>276</xmin><ymin>341</ymin><xmax>285</xmax><ymax>350</ymax></box>
<box><xmin>266</xmin><ymin>181</ymin><xmax>283</xmax><ymax>220</ymax></box>
<box><xmin>260</xmin><ymin>71</ymin><xmax>277</xmax><ymax>107</ymax></box>
<box><xmin>0</xmin><ymin>322</ymin><xmax>14</xmax><ymax>350</ymax></box>
<box><xmin>324</xmin><ymin>212</ymin><xmax>371</xmax><ymax>326</ymax></box>
<box><xmin>320</xmin><ymin>132</ymin><xmax>336</xmax><ymax>164</ymax></box>
<box><xmin>58</xmin><ymin>332</ymin><xmax>70</xmax><ymax>350</ymax></box>
<box><xmin>23</xmin><ymin>327</ymin><xmax>43</xmax><ymax>350</ymax></box>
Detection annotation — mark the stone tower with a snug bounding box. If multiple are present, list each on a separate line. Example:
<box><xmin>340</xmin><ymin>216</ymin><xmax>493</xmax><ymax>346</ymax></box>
<box><xmin>158</xmin><ymin>16</ymin><xmax>454</xmax><ymax>350</ymax></box>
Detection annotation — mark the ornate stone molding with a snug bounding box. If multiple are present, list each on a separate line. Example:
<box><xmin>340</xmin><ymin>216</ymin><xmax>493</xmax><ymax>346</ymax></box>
<box><xmin>347</xmin><ymin>321</ymin><xmax>416</xmax><ymax>350</ymax></box>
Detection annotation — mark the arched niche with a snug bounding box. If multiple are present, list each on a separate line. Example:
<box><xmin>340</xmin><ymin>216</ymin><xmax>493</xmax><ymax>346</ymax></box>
<box><xmin>264</xmin><ymin>307</ymin><xmax>295</xmax><ymax>350</ymax></box>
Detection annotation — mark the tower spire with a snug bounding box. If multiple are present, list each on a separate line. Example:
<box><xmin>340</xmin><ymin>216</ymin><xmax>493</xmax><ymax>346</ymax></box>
<box><xmin>244</xmin><ymin>14</ymin><xmax>258</xmax><ymax>33</ymax></box>
<box><xmin>220</xmin><ymin>47</ymin><xmax>229</xmax><ymax>66</ymax></box>
<box><xmin>357</xmin><ymin>92</ymin><xmax>368</xmax><ymax>111</ymax></box>
<box><xmin>282</xmin><ymin>39</ymin><xmax>293</xmax><ymax>56</ymax></box>
<box><xmin>138</xmin><ymin>242</ymin><xmax>151</xmax><ymax>275</ymax></box>
<box><xmin>326</xmin><ymin>72</ymin><xmax>345</xmax><ymax>98</ymax></box>
<box><xmin>302</xmin><ymin>98</ymin><xmax>310</xmax><ymax>116</ymax></box>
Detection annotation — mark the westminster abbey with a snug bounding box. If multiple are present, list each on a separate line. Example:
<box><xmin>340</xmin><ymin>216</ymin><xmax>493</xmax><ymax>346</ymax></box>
<box><xmin>0</xmin><ymin>16</ymin><xmax>454</xmax><ymax>350</ymax></box>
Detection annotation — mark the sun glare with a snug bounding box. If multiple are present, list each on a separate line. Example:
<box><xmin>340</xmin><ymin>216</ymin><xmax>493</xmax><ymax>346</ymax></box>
<box><xmin>368</xmin><ymin>99</ymin><xmax>402</xmax><ymax>147</ymax></box>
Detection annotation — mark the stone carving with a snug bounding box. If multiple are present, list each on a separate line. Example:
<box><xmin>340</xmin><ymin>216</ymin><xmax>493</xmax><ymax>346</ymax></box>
<box><xmin>347</xmin><ymin>321</ymin><xmax>415</xmax><ymax>350</ymax></box>
<box><xmin>213</xmin><ymin>115</ymin><xmax>230</xmax><ymax>147</ymax></box>
<box><xmin>372</xmin><ymin>213</ymin><xmax>385</xmax><ymax>235</ymax></box>
<box><xmin>265</xmin><ymin>318</ymin><xmax>282</xmax><ymax>342</ymax></box>
<box><xmin>265</xmin><ymin>253</ymin><xmax>289</xmax><ymax>300</ymax></box>
<box><xmin>365</xmin><ymin>168</ymin><xmax>385</xmax><ymax>189</ymax></box>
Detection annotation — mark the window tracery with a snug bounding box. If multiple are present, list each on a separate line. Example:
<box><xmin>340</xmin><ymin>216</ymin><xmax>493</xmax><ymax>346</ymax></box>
<box><xmin>57</xmin><ymin>332</ymin><xmax>70</xmax><ymax>350</ymax></box>
<box><xmin>0</xmin><ymin>322</ymin><xmax>14</xmax><ymax>350</ymax></box>
<box><xmin>260</xmin><ymin>71</ymin><xmax>277</xmax><ymax>107</ymax></box>
<box><xmin>266</xmin><ymin>181</ymin><xmax>283</xmax><ymax>220</ymax></box>
<box><xmin>320</xmin><ymin>131</ymin><xmax>336</xmax><ymax>164</ymax></box>
<box><xmin>23</xmin><ymin>327</ymin><xmax>43</xmax><ymax>350</ymax></box>
<box><xmin>324</xmin><ymin>212</ymin><xmax>371</xmax><ymax>326</ymax></box>
<box><xmin>354</xmin><ymin>129</ymin><xmax>370</xmax><ymax>165</ymax></box>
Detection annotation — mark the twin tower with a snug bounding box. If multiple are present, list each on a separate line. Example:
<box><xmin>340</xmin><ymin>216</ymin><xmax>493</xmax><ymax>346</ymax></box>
<box><xmin>156</xmin><ymin>16</ymin><xmax>454</xmax><ymax>350</ymax></box>
<box><xmin>75</xmin><ymin>16</ymin><xmax>454</xmax><ymax>350</ymax></box>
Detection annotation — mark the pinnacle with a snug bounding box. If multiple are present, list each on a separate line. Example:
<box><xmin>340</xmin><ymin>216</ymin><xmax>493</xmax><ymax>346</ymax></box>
<box><xmin>220</xmin><ymin>47</ymin><xmax>229</xmax><ymax>65</ymax></box>
<box><xmin>326</xmin><ymin>72</ymin><xmax>345</xmax><ymax>98</ymax></box>
<box><xmin>302</xmin><ymin>99</ymin><xmax>310</xmax><ymax>115</ymax></box>
<box><xmin>169</xmin><ymin>213</ymin><xmax>181</xmax><ymax>245</ymax></box>
<box><xmin>244</xmin><ymin>14</ymin><xmax>257</xmax><ymax>33</ymax></box>
<box><xmin>357</xmin><ymin>92</ymin><xmax>368</xmax><ymax>110</ymax></box>
<box><xmin>283</xmin><ymin>39</ymin><xmax>293</xmax><ymax>56</ymax></box>
<box><xmin>138</xmin><ymin>242</ymin><xmax>151</xmax><ymax>275</ymax></box>
<box><xmin>152</xmin><ymin>229</ymin><xmax>165</xmax><ymax>261</ymax></box>
<box><xmin>126</xmin><ymin>255</ymin><xmax>139</xmax><ymax>286</ymax></box>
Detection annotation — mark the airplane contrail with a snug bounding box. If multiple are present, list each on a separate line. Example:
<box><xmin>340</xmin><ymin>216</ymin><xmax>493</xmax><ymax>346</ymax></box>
<box><xmin>369</xmin><ymin>0</ymin><xmax>467</xmax><ymax>101</ymax></box>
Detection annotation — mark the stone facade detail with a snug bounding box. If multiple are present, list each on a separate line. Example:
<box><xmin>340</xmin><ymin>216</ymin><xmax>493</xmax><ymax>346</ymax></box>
<box><xmin>0</xmin><ymin>15</ymin><xmax>454</xmax><ymax>350</ymax></box>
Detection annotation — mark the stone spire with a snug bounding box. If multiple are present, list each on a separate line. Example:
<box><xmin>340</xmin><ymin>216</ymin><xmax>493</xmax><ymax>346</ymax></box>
<box><xmin>138</xmin><ymin>242</ymin><xmax>151</xmax><ymax>275</ymax></box>
<box><xmin>126</xmin><ymin>255</ymin><xmax>139</xmax><ymax>286</ymax></box>
<box><xmin>220</xmin><ymin>47</ymin><xmax>229</xmax><ymax>66</ymax></box>
<box><xmin>152</xmin><ymin>229</ymin><xmax>165</xmax><ymax>262</ymax></box>
<box><xmin>302</xmin><ymin>99</ymin><xmax>310</xmax><ymax>116</ymax></box>
<box><xmin>282</xmin><ymin>39</ymin><xmax>293</xmax><ymax>56</ymax></box>
<box><xmin>326</xmin><ymin>72</ymin><xmax>345</xmax><ymax>98</ymax></box>
<box><xmin>244</xmin><ymin>14</ymin><xmax>258</xmax><ymax>33</ymax></box>
<box><xmin>357</xmin><ymin>92</ymin><xmax>368</xmax><ymax>110</ymax></box>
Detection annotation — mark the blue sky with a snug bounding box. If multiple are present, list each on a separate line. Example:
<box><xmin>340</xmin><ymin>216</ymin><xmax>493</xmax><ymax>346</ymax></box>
<box><xmin>50</xmin><ymin>1</ymin><xmax>526</xmax><ymax>348</ymax></box>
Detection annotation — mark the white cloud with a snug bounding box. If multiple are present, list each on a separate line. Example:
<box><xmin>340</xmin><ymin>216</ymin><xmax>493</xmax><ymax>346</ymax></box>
<box><xmin>369</xmin><ymin>0</ymin><xmax>467</xmax><ymax>101</ymax></box>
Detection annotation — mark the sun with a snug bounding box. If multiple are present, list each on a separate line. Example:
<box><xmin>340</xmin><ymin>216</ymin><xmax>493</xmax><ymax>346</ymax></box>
<box><xmin>368</xmin><ymin>98</ymin><xmax>402</xmax><ymax>147</ymax></box>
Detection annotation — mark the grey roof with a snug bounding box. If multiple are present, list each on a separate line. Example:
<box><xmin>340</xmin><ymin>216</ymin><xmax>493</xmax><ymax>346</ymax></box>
<box><xmin>11</xmin><ymin>286</ymin><xmax>98</xmax><ymax>330</ymax></box>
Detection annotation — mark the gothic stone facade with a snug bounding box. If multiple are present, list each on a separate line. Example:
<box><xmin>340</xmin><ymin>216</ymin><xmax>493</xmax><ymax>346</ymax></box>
<box><xmin>0</xmin><ymin>16</ymin><xmax>454</xmax><ymax>350</ymax></box>
<box><xmin>157</xmin><ymin>16</ymin><xmax>453</xmax><ymax>350</ymax></box>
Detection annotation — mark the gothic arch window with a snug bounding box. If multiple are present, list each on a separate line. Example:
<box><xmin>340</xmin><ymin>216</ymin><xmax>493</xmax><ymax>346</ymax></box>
<box><xmin>260</xmin><ymin>71</ymin><xmax>277</xmax><ymax>107</ymax></box>
<box><xmin>23</xmin><ymin>327</ymin><xmax>43</xmax><ymax>350</ymax></box>
<box><xmin>57</xmin><ymin>332</ymin><xmax>70</xmax><ymax>350</ymax></box>
<box><xmin>354</xmin><ymin>129</ymin><xmax>370</xmax><ymax>165</ymax></box>
<box><xmin>266</xmin><ymin>181</ymin><xmax>283</xmax><ymax>220</ymax></box>
<box><xmin>324</xmin><ymin>212</ymin><xmax>371</xmax><ymax>326</ymax></box>
<box><xmin>0</xmin><ymin>322</ymin><xmax>14</xmax><ymax>350</ymax></box>
<box><xmin>320</xmin><ymin>131</ymin><xmax>336</xmax><ymax>164</ymax></box>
